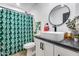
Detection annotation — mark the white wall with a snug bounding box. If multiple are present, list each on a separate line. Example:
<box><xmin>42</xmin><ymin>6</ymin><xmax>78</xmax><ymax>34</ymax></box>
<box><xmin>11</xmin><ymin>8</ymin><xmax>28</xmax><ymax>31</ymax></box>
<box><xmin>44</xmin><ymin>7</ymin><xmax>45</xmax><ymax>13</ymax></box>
<box><xmin>0</xmin><ymin>3</ymin><xmax>39</xmax><ymax>20</ymax></box>
<box><xmin>75</xmin><ymin>3</ymin><xmax>79</xmax><ymax>16</ymax></box>
<box><xmin>0</xmin><ymin>3</ymin><xmax>25</xmax><ymax>13</ymax></box>
<box><xmin>0</xmin><ymin>3</ymin><xmax>78</xmax><ymax>32</ymax></box>
<box><xmin>0</xmin><ymin>3</ymin><xmax>40</xmax><ymax>24</ymax></box>
<box><xmin>57</xmin><ymin>3</ymin><xmax>76</xmax><ymax>32</ymax></box>
<box><xmin>33</xmin><ymin>3</ymin><xmax>76</xmax><ymax>32</ymax></box>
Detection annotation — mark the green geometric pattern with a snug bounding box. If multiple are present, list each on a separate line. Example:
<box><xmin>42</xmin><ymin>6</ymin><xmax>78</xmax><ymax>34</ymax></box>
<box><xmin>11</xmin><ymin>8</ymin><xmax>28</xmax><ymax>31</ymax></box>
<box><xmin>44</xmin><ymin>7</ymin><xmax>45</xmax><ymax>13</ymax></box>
<box><xmin>0</xmin><ymin>8</ymin><xmax>33</xmax><ymax>56</ymax></box>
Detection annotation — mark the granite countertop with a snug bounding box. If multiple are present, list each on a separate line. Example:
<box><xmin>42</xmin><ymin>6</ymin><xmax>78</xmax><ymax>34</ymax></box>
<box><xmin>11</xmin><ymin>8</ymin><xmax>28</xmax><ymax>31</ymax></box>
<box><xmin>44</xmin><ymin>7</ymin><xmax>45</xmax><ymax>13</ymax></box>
<box><xmin>34</xmin><ymin>35</ymin><xmax>79</xmax><ymax>51</ymax></box>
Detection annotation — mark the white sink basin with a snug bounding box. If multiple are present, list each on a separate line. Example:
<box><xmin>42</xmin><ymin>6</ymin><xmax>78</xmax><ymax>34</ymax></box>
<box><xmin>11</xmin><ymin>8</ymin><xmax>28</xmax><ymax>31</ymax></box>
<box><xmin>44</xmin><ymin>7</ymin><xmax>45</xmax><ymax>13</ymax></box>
<box><xmin>39</xmin><ymin>32</ymin><xmax>64</xmax><ymax>41</ymax></box>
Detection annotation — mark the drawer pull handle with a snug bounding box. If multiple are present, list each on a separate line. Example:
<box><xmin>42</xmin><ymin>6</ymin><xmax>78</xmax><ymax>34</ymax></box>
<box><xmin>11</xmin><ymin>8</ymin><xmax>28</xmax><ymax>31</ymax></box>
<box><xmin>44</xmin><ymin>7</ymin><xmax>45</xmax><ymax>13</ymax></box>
<box><xmin>40</xmin><ymin>42</ymin><xmax>44</xmax><ymax>50</ymax></box>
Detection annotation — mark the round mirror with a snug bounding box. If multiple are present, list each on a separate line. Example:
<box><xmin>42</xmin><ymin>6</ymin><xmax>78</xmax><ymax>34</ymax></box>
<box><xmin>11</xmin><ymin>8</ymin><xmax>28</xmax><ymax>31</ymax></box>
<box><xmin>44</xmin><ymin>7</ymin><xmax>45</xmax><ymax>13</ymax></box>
<box><xmin>48</xmin><ymin>5</ymin><xmax>70</xmax><ymax>31</ymax></box>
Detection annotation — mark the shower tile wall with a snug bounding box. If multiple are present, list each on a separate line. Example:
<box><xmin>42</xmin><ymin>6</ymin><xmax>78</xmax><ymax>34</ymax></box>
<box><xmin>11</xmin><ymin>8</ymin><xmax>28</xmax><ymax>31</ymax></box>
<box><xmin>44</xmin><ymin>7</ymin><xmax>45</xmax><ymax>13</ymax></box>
<box><xmin>0</xmin><ymin>8</ymin><xmax>33</xmax><ymax>56</ymax></box>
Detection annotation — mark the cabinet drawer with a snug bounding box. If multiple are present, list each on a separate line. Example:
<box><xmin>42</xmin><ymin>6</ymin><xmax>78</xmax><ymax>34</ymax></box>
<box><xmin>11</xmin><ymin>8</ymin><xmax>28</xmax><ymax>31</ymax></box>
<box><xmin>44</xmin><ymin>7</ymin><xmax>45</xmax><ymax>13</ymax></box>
<box><xmin>54</xmin><ymin>45</ymin><xmax>79</xmax><ymax>56</ymax></box>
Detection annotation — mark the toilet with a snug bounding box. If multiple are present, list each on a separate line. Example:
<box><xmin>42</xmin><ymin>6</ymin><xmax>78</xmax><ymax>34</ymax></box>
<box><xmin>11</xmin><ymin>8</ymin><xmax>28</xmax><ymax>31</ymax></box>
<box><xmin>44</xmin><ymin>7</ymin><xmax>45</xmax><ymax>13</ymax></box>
<box><xmin>23</xmin><ymin>42</ymin><xmax>36</xmax><ymax>56</ymax></box>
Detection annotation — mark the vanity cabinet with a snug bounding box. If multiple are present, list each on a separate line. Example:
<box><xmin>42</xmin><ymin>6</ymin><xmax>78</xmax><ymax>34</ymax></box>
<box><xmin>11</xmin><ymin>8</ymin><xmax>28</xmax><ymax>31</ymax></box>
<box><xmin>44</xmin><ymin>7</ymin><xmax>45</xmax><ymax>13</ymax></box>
<box><xmin>34</xmin><ymin>38</ymin><xmax>54</xmax><ymax>56</ymax></box>
<box><xmin>34</xmin><ymin>37</ymin><xmax>79</xmax><ymax>56</ymax></box>
<box><xmin>34</xmin><ymin>38</ymin><xmax>44</xmax><ymax>56</ymax></box>
<box><xmin>54</xmin><ymin>45</ymin><xmax>79</xmax><ymax>56</ymax></box>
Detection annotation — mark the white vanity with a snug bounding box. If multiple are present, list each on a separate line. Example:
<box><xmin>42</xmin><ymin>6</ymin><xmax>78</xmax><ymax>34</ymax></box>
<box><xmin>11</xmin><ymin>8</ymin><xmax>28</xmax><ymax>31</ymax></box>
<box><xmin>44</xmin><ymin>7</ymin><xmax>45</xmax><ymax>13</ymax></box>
<box><xmin>34</xmin><ymin>32</ymin><xmax>79</xmax><ymax>56</ymax></box>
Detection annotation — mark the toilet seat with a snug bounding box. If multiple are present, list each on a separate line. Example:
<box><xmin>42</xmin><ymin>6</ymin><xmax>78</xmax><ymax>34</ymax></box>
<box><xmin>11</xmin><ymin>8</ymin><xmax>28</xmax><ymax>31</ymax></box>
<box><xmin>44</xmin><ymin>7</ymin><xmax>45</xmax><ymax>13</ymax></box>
<box><xmin>23</xmin><ymin>42</ymin><xmax>35</xmax><ymax>49</ymax></box>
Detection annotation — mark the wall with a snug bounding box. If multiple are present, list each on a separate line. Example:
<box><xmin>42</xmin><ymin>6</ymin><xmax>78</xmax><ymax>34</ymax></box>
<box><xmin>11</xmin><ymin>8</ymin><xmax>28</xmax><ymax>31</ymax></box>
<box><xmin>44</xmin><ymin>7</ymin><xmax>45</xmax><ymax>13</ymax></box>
<box><xmin>0</xmin><ymin>3</ymin><xmax>39</xmax><ymax>22</ymax></box>
<box><xmin>0</xmin><ymin>3</ymin><xmax>25</xmax><ymax>13</ymax></box>
<box><xmin>33</xmin><ymin>3</ymin><xmax>76</xmax><ymax>32</ymax></box>
<box><xmin>75</xmin><ymin>3</ymin><xmax>79</xmax><ymax>16</ymax></box>
<box><xmin>0</xmin><ymin>3</ymin><xmax>77</xmax><ymax>32</ymax></box>
<box><xmin>57</xmin><ymin>3</ymin><xmax>76</xmax><ymax>32</ymax></box>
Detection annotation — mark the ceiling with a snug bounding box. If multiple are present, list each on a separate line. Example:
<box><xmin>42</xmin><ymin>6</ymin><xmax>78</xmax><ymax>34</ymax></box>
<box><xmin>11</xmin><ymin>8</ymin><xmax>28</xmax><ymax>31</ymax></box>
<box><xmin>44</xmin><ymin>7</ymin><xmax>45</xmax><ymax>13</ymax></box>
<box><xmin>0</xmin><ymin>3</ymin><xmax>37</xmax><ymax>11</ymax></box>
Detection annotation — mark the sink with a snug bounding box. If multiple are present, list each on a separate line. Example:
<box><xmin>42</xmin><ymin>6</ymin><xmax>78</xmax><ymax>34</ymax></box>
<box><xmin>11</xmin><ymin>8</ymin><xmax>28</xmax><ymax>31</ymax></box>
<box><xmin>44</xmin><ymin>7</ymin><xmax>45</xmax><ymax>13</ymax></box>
<box><xmin>39</xmin><ymin>32</ymin><xmax>64</xmax><ymax>41</ymax></box>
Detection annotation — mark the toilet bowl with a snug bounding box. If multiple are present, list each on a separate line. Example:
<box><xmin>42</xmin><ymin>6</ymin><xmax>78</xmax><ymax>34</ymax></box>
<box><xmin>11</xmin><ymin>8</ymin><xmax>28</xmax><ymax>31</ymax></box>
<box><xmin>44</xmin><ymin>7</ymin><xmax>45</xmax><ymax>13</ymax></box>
<box><xmin>23</xmin><ymin>42</ymin><xmax>36</xmax><ymax>56</ymax></box>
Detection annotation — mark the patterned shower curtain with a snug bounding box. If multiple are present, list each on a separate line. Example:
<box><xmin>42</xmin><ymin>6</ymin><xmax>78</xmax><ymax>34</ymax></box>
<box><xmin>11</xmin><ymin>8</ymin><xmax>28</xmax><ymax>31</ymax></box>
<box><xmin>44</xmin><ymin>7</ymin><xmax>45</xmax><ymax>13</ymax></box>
<box><xmin>0</xmin><ymin>7</ymin><xmax>33</xmax><ymax>56</ymax></box>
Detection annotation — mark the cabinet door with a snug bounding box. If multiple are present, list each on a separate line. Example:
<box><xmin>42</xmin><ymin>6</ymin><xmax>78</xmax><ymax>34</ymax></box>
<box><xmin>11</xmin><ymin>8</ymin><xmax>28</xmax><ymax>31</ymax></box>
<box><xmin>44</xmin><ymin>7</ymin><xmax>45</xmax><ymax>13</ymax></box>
<box><xmin>54</xmin><ymin>45</ymin><xmax>79</xmax><ymax>56</ymax></box>
<box><xmin>44</xmin><ymin>41</ymin><xmax>54</xmax><ymax>56</ymax></box>
<box><xmin>34</xmin><ymin>38</ymin><xmax>44</xmax><ymax>56</ymax></box>
<box><xmin>34</xmin><ymin>37</ymin><xmax>53</xmax><ymax>56</ymax></box>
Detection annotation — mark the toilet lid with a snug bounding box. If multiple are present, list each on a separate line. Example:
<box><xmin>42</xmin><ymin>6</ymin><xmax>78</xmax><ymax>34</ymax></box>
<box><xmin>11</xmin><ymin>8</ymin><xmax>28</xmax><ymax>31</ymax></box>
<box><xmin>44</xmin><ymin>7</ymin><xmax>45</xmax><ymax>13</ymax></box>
<box><xmin>23</xmin><ymin>42</ymin><xmax>35</xmax><ymax>49</ymax></box>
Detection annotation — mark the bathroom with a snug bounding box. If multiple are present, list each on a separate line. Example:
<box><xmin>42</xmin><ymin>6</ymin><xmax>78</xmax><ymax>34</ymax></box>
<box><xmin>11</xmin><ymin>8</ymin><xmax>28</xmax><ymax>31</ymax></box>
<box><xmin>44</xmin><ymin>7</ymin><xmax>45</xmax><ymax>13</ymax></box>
<box><xmin>1</xmin><ymin>2</ymin><xmax>79</xmax><ymax>57</ymax></box>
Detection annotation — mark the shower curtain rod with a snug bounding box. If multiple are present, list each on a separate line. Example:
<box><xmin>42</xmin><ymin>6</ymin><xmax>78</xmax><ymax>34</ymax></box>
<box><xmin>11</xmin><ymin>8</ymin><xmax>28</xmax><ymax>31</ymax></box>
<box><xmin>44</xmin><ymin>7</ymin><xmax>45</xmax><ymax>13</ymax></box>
<box><xmin>0</xmin><ymin>6</ymin><xmax>33</xmax><ymax>17</ymax></box>
<box><xmin>0</xmin><ymin>6</ymin><xmax>26</xmax><ymax>14</ymax></box>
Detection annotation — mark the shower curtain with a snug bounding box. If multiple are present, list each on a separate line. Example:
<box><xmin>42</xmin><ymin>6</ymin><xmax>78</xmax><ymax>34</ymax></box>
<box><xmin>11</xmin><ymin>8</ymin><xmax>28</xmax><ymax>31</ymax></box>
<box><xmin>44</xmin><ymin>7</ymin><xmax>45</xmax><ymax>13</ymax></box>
<box><xmin>0</xmin><ymin>7</ymin><xmax>33</xmax><ymax>56</ymax></box>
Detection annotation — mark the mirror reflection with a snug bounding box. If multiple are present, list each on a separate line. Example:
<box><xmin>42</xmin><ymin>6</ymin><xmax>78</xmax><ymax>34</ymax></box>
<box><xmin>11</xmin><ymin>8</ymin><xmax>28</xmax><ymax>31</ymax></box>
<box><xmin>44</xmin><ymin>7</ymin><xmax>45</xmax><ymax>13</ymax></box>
<box><xmin>49</xmin><ymin>5</ymin><xmax>70</xmax><ymax>26</ymax></box>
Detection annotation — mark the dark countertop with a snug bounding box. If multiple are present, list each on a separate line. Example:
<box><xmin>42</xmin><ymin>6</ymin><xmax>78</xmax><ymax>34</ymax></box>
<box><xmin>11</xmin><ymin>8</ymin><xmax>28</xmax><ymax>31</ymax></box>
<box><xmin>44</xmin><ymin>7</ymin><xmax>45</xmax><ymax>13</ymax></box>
<box><xmin>34</xmin><ymin>36</ymin><xmax>79</xmax><ymax>51</ymax></box>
